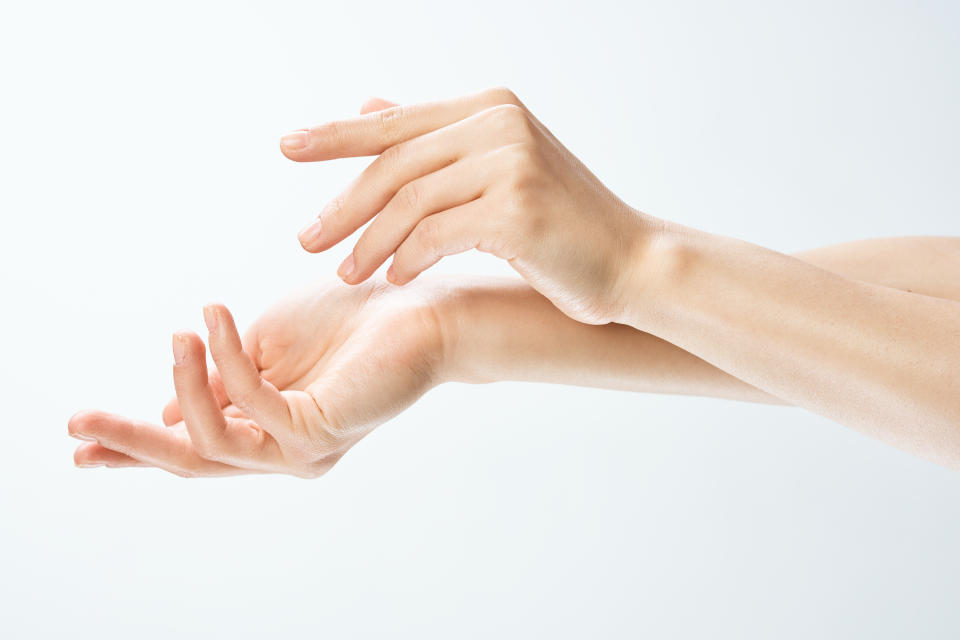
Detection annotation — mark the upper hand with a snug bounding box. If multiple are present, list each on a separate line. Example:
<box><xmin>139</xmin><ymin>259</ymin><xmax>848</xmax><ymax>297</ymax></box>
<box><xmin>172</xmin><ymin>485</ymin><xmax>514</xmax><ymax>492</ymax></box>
<box><xmin>281</xmin><ymin>88</ymin><xmax>657</xmax><ymax>325</ymax></box>
<box><xmin>68</xmin><ymin>281</ymin><xmax>447</xmax><ymax>478</ymax></box>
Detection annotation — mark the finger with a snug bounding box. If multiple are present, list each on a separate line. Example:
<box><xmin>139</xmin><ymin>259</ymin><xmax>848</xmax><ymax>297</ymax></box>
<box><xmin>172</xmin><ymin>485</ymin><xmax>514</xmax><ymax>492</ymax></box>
<box><xmin>161</xmin><ymin>400</ymin><xmax>179</xmax><ymax>427</ymax></box>
<box><xmin>68</xmin><ymin>410</ymin><xmax>251</xmax><ymax>477</ymax></box>
<box><xmin>163</xmin><ymin>367</ymin><xmax>228</xmax><ymax>426</ymax></box>
<box><xmin>172</xmin><ymin>331</ymin><xmax>283</xmax><ymax>468</ymax></box>
<box><xmin>360</xmin><ymin>97</ymin><xmax>398</xmax><ymax>114</ymax></box>
<box><xmin>172</xmin><ymin>403</ymin><xmax>246</xmax><ymax>420</ymax></box>
<box><xmin>163</xmin><ymin>325</ymin><xmax>263</xmax><ymax>426</ymax></box>
<box><xmin>387</xmin><ymin>197</ymin><xmax>492</xmax><ymax>286</ymax></box>
<box><xmin>74</xmin><ymin>442</ymin><xmax>147</xmax><ymax>468</ymax></box>
<box><xmin>297</xmin><ymin>105</ymin><xmax>525</xmax><ymax>254</ymax></box>
<box><xmin>279</xmin><ymin>86</ymin><xmax>527</xmax><ymax>161</ymax></box>
<box><xmin>223</xmin><ymin>405</ymin><xmax>246</xmax><ymax>419</ymax></box>
<box><xmin>342</xmin><ymin>156</ymin><xmax>490</xmax><ymax>283</ymax></box>
<box><xmin>203</xmin><ymin>305</ymin><xmax>291</xmax><ymax>440</ymax></box>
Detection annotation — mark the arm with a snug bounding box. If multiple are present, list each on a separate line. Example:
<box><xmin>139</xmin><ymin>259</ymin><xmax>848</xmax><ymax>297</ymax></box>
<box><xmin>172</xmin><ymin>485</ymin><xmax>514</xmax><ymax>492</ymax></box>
<box><xmin>440</xmin><ymin>277</ymin><xmax>780</xmax><ymax>403</ymax></box>
<box><xmin>69</xmin><ymin>235</ymin><xmax>959</xmax><ymax>476</ymax></box>
<box><xmin>792</xmin><ymin>236</ymin><xmax>960</xmax><ymax>301</ymax></box>
<box><xmin>612</xmin><ymin>227</ymin><xmax>960</xmax><ymax>469</ymax></box>
<box><xmin>280</xmin><ymin>88</ymin><xmax>960</xmax><ymax>468</ymax></box>
<box><xmin>439</xmin><ymin>237</ymin><xmax>960</xmax><ymax>408</ymax></box>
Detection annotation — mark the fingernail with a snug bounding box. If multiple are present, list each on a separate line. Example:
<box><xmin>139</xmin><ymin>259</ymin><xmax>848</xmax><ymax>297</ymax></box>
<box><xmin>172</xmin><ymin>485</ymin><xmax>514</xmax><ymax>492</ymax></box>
<box><xmin>172</xmin><ymin>333</ymin><xmax>187</xmax><ymax>364</ymax></box>
<box><xmin>202</xmin><ymin>306</ymin><xmax>218</xmax><ymax>333</ymax></box>
<box><xmin>337</xmin><ymin>253</ymin><xmax>356</xmax><ymax>281</ymax></box>
<box><xmin>70</xmin><ymin>433</ymin><xmax>96</xmax><ymax>442</ymax></box>
<box><xmin>76</xmin><ymin>462</ymin><xmax>104</xmax><ymax>469</ymax></box>
<box><xmin>280</xmin><ymin>130</ymin><xmax>309</xmax><ymax>151</ymax></box>
<box><xmin>298</xmin><ymin>218</ymin><xmax>323</xmax><ymax>247</ymax></box>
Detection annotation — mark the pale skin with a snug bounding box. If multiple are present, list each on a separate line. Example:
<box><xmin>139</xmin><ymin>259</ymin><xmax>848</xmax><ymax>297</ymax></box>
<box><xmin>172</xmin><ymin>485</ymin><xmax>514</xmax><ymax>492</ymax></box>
<box><xmin>69</xmin><ymin>89</ymin><xmax>960</xmax><ymax>475</ymax></box>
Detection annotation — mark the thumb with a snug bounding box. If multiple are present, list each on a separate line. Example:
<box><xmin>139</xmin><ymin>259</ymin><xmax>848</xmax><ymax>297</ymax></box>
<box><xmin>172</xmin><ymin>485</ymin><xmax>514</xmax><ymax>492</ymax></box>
<box><xmin>359</xmin><ymin>96</ymin><xmax>398</xmax><ymax>114</ymax></box>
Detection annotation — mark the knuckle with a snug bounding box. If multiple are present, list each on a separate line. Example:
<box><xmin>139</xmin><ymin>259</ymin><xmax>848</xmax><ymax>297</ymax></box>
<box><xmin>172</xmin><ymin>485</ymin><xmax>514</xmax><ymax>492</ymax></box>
<box><xmin>486</xmin><ymin>103</ymin><xmax>535</xmax><ymax>140</ymax></box>
<box><xmin>231</xmin><ymin>392</ymin><xmax>254</xmax><ymax>413</ymax></box>
<box><xmin>320</xmin><ymin>194</ymin><xmax>345</xmax><ymax>221</ymax></box>
<box><xmin>376</xmin><ymin>105</ymin><xmax>405</xmax><ymax>139</ymax></box>
<box><xmin>413</xmin><ymin>216</ymin><xmax>443</xmax><ymax>253</ymax></box>
<box><xmin>378</xmin><ymin>141</ymin><xmax>406</xmax><ymax>174</ymax></box>
<box><xmin>314</xmin><ymin>120</ymin><xmax>344</xmax><ymax>146</ymax></box>
<box><xmin>482</xmin><ymin>86</ymin><xmax>522</xmax><ymax>107</ymax></box>
<box><xmin>488</xmin><ymin>102</ymin><xmax>525</xmax><ymax>124</ymax></box>
<box><xmin>395</xmin><ymin>180</ymin><xmax>423</xmax><ymax>212</ymax></box>
<box><xmin>228</xmin><ymin>381</ymin><xmax>263</xmax><ymax>414</ymax></box>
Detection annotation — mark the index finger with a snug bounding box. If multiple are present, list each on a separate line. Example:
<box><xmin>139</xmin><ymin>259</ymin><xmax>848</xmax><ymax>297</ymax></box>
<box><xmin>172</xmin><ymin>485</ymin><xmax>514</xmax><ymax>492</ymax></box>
<box><xmin>279</xmin><ymin>87</ymin><xmax>526</xmax><ymax>162</ymax></box>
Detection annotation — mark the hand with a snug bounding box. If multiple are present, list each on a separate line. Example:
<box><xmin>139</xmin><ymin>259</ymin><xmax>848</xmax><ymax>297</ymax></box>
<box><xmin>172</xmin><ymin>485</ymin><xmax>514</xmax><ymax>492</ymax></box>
<box><xmin>281</xmin><ymin>88</ymin><xmax>658</xmax><ymax>325</ymax></box>
<box><xmin>68</xmin><ymin>281</ymin><xmax>447</xmax><ymax>478</ymax></box>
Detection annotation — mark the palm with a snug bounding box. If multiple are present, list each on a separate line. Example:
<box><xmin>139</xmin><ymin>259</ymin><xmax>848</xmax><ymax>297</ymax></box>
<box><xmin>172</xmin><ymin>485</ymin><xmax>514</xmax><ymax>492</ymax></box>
<box><xmin>69</xmin><ymin>280</ymin><xmax>446</xmax><ymax>477</ymax></box>
<box><xmin>246</xmin><ymin>280</ymin><xmax>444</xmax><ymax>440</ymax></box>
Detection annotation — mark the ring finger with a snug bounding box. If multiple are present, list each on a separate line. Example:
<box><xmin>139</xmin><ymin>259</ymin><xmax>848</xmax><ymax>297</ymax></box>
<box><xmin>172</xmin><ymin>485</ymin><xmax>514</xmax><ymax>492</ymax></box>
<box><xmin>339</xmin><ymin>154</ymin><xmax>493</xmax><ymax>283</ymax></box>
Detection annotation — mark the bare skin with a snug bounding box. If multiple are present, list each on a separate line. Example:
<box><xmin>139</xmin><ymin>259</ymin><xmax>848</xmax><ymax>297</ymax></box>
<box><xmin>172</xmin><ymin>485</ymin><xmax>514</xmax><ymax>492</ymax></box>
<box><xmin>68</xmin><ymin>88</ymin><xmax>960</xmax><ymax>475</ymax></box>
<box><xmin>69</xmin><ymin>236</ymin><xmax>960</xmax><ymax>475</ymax></box>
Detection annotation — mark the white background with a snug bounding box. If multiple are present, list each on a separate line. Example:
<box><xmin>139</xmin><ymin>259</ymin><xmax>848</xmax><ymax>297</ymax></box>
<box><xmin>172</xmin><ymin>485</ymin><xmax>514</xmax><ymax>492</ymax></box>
<box><xmin>2</xmin><ymin>0</ymin><xmax>959</xmax><ymax>637</ymax></box>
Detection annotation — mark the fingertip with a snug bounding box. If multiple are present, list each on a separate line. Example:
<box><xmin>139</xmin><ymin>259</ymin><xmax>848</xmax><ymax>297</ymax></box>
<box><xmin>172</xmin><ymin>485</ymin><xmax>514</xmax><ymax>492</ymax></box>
<box><xmin>172</xmin><ymin>332</ymin><xmax>187</xmax><ymax>365</ymax></box>
<box><xmin>279</xmin><ymin>129</ymin><xmax>310</xmax><ymax>158</ymax></box>
<box><xmin>298</xmin><ymin>219</ymin><xmax>325</xmax><ymax>253</ymax></box>
<box><xmin>172</xmin><ymin>330</ymin><xmax>205</xmax><ymax>365</ymax></box>
<box><xmin>213</xmin><ymin>304</ymin><xmax>237</xmax><ymax>330</ymax></box>
<box><xmin>74</xmin><ymin>442</ymin><xmax>104</xmax><ymax>468</ymax></box>
<box><xmin>68</xmin><ymin>410</ymin><xmax>104</xmax><ymax>440</ymax></box>
<box><xmin>386</xmin><ymin>264</ymin><xmax>414</xmax><ymax>286</ymax></box>
<box><xmin>162</xmin><ymin>400</ymin><xmax>181</xmax><ymax>426</ymax></box>
<box><xmin>337</xmin><ymin>253</ymin><xmax>357</xmax><ymax>283</ymax></box>
<box><xmin>348</xmin><ymin>270</ymin><xmax>373</xmax><ymax>286</ymax></box>
<box><xmin>360</xmin><ymin>97</ymin><xmax>398</xmax><ymax>114</ymax></box>
<box><xmin>202</xmin><ymin>305</ymin><xmax>219</xmax><ymax>334</ymax></box>
<box><xmin>204</xmin><ymin>306</ymin><xmax>243</xmax><ymax>357</ymax></box>
<box><xmin>359</xmin><ymin>97</ymin><xmax>379</xmax><ymax>114</ymax></box>
<box><xmin>385</xmin><ymin>264</ymin><xmax>397</xmax><ymax>284</ymax></box>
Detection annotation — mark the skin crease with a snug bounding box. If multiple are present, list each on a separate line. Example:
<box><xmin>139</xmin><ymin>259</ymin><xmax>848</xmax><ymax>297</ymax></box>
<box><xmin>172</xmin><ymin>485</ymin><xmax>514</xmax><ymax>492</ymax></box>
<box><xmin>68</xmin><ymin>88</ymin><xmax>960</xmax><ymax>475</ymax></box>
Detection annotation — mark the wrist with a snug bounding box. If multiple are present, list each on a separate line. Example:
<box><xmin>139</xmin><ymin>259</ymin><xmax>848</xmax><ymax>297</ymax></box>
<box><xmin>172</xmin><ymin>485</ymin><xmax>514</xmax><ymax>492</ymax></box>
<box><xmin>371</xmin><ymin>276</ymin><xmax>472</xmax><ymax>388</ymax></box>
<box><xmin>611</xmin><ymin>216</ymin><xmax>691</xmax><ymax>330</ymax></box>
<box><xmin>415</xmin><ymin>278</ymin><xmax>488</xmax><ymax>385</ymax></box>
<box><xmin>430</xmin><ymin>284</ymin><xmax>470</xmax><ymax>385</ymax></box>
<box><xmin>429</xmin><ymin>277</ymin><xmax>538</xmax><ymax>385</ymax></box>
<box><xmin>431</xmin><ymin>279</ymin><xmax>498</xmax><ymax>385</ymax></box>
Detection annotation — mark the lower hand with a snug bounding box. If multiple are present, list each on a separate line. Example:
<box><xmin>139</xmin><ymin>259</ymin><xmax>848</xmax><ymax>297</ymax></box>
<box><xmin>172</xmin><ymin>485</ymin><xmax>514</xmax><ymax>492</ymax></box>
<box><xmin>68</xmin><ymin>281</ymin><xmax>448</xmax><ymax>478</ymax></box>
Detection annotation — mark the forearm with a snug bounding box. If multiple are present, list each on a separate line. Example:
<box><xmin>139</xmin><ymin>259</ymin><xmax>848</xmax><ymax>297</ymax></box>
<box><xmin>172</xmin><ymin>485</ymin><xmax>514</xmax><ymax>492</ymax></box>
<box><xmin>438</xmin><ymin>237</ymin><xmax>960</xmax><ymax>409</ymax></box>
<box><xmin>792</xmin><ymin>236</ymin><xmax>960</xmax><ymax>301</ymax></box>
<box><xmin>620</xmin><ymin>225</ymin><xmax>960</xmax><ymax>467</ymax></box>
<box><xmin>439</xmin><ymin>277</ymin><xmax>780</xmax><ymax>403</ymax></box>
